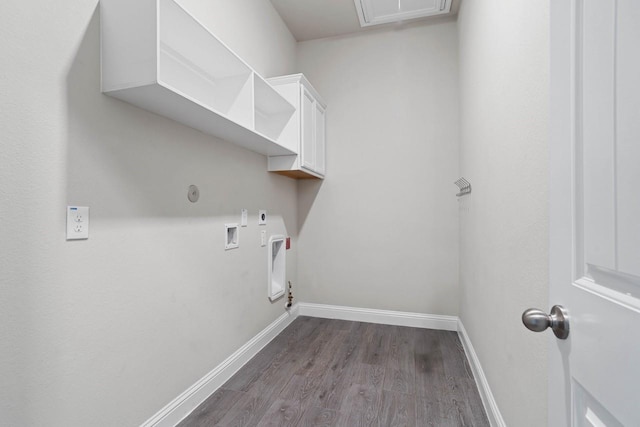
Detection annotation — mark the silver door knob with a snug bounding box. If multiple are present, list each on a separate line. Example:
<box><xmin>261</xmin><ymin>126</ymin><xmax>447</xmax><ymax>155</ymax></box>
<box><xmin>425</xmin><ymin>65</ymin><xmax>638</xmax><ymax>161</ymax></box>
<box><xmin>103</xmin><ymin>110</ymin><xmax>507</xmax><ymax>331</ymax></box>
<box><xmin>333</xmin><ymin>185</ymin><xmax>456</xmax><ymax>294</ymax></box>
<box><xmin>522</xmin><ymin>305</ymin><xmax>569</xmax><ymax>339</ymax></box>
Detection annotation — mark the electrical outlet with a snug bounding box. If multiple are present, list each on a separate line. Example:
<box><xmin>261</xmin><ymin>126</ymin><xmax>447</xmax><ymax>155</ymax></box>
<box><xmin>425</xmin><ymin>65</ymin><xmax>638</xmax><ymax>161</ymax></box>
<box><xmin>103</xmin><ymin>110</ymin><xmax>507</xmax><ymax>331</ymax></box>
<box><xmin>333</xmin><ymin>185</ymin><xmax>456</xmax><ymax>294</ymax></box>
<box><xmin>66</xmin><ymin>206</ymin><xmax>89</xmax><ymax>240</ymax></box>
<box><xmin>258</xmin><ymin>210</ymin><xmax>267</xmax><ymax>225</ymax></box>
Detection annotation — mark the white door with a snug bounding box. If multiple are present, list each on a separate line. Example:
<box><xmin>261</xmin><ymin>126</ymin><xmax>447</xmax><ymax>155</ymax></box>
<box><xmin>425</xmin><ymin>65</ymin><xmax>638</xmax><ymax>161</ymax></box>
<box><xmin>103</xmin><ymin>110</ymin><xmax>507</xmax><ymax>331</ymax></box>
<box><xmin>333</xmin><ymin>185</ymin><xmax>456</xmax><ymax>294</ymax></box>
<box><xmin>547</xmin><ymin>0</ymin><xmax>640</xmax><ymax>426</ymax></box>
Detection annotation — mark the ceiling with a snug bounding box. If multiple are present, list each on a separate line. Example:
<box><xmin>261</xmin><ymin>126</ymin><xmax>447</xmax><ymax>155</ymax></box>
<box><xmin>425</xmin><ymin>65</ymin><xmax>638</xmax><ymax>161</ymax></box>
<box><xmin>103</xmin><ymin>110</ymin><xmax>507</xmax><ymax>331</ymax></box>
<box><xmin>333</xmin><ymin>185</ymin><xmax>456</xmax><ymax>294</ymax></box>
<box><xmin>269</xmin><ymin>0</ymin><xmax>460</xmax><ymax>42</ymax></box>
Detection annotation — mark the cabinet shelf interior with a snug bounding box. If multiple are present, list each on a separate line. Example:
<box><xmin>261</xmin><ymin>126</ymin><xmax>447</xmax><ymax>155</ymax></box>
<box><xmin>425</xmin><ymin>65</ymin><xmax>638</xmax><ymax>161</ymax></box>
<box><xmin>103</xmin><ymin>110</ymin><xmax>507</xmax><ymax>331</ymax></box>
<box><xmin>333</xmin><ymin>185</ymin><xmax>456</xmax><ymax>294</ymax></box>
<box><xmin>253</xmin><ymin>75</ymin><xmax>295</xmax><ymax>141</ymax></box>
<box><xmin>158</xmin><ymin>0</ymin><xmax>254</xmax><ymax>127</ymax></box>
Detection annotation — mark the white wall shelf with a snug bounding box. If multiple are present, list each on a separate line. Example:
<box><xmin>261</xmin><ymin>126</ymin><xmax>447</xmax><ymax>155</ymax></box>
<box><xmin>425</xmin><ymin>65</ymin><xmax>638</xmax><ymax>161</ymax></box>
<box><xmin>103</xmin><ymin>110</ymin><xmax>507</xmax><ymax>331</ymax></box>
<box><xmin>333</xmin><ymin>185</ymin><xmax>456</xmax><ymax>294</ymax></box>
<box><xmin>267</xmin><ymin>74</ymin><xmax>327</xmax><ymax>179</ymax></box>
<box><xmin>100</xmin><ymin>0</ymin><xmax>296</xmax><ymax>157</ymax></box>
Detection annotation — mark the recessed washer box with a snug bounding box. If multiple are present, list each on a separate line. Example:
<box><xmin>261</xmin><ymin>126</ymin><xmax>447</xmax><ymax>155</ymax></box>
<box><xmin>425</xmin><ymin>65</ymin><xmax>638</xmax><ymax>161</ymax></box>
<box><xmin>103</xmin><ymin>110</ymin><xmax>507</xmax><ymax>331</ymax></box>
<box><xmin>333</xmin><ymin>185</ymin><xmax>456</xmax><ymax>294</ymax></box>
<box><xmin>225</xmin><ymin>223</ymin><xmax>239</xmax><ymax>250</ymax></box>
<box><xmin>268</xmin><ymin>235</ymin><xmax>286</xmax><ymax>301</ymax></box>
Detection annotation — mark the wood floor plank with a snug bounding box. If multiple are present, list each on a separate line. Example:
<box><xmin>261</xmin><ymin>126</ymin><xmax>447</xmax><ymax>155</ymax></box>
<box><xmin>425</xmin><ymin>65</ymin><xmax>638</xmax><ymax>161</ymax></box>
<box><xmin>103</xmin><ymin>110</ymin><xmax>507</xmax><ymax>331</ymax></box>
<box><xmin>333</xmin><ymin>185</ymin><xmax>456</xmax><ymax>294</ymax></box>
<box><xmin>378</xmin><ymin>390</ymin><xmax>417</xmax><ymax>427</ymax></box>
<box><xmin>448</xmin><ymin>396</ymin><xmax>479</xmax><ymax>427</ymax></box>
<box><xmin>360</xmin><ymin>323</ymin><xmax>392</xmax><ymax>366</ymax></box>
<box><xmin>295</xmin><ymin>330</ymin><xmax>348</xmax><ymax>377</ymax></box>
<box><xmin>311</xmin><ymin>371</ymin><xmax>354</xmax><ymax>411</ymax></box>
<box><xmin>279</xmin><ymin>374</ymin><xmax>320</xmax><ymax>401</ymax></box>
<box><xmin>413</xmin><ymin>328</ymin><xmax>447</xmax><ymax>399</ymax></box>
<box><xmin>383</xmin><ymin>325</ymin><xmax>416</xmax><ymax>395</ymax></box>
<box><xmin>339</xmin><ymin>383</ymin><xmax>382</xmax><ymax>427</ymax></box>
<box><xmin>223</xmin><ymin>317</ymin><xmax>325</xmax><ymax>392</ymax></box>
<box><xmin>280</xmin><ymin>332</ymin><xmax>349</xmax><ymax>401</ymax></box>
<box><xmin>215</xmin><ymin>319</ymin><xmax>330</xmax><ymax>425</ymax></box>
<box><xmin>246</xmin><ymin>343</ymin><xmax>307</xmax><ymax>397</ymax></box>
<box><xmin>212</xmin><ymin>392</ymin><xmax>272</xmax><ymax>427</ymax></box>
<box><xmin>416</xmin><ymin>376</ymin><xmax>489</xmax><ymax>427</ymax></box>
<box><xmin>439</xmin><ymin>330</ymin><xmax>474</xmax><ymax>381</ymax></box>
<box><xmin>354</xmin><ymin>363</ymin><xmax>385</xmax><ymax>390</ymax></box>
<box><xmin>297</xmin><ymin>406</ymin><xmax>341</xmax><ymax>427</ymax></box>
<box><xmin>256</xmin><ymin>371</ymin><xmax>329</xmax><ymax>426</ymax></box>
<box><xmin>176</xmin><ymin>388</ymin><xmax>245</xmax><ymax>427</ymax></box>
<box><xmin>325</xmin><ymin>319</ymin><xmax>355</xmax><ymax>331</ymax></box>
<box><xmin>277</xmin><ymin>374</ymin><xmax>324</xmax><ymax>420</ymax></box>
<box><xmin>255</xmin><ymin>399</ymin><xmax>304</xmax><ymax>427</ymax></box>
<box><xmin>261</xmin><ymin>327</ymin><xmax>345</xmax><ymax>393</ymax></box>
<box><xmin>416</xmin><ymin>395</ymin><xmax>460</xmax><ymax>427</ymax></box>
<box><xmin>311</xmin><ymin>322</ymin><xmax>367</xmax><ymax>409</ymax></box>
<box><xmin>457</xmin><ymin>377</ymin><xmax>490</xmax><ymax>427</ymax></box>
<box><xmin>248</xmin><ymin>326</ymin><xmax>344</xmax><ymax>405</ymax></box>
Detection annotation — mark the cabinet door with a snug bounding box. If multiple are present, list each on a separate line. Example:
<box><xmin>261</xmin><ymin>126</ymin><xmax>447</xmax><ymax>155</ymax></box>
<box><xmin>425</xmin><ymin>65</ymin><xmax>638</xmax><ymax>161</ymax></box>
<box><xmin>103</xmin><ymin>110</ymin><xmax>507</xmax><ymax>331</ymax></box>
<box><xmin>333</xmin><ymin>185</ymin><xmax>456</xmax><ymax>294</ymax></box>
<box><xmin>300</xmin><ymin>86</ymin><xmax>315</xmax><ymax>171</ymax></box>
<box><xmin>314</xmin><ymin>102</ymin><xmax>326</xmax><ymax>175</ymax></box>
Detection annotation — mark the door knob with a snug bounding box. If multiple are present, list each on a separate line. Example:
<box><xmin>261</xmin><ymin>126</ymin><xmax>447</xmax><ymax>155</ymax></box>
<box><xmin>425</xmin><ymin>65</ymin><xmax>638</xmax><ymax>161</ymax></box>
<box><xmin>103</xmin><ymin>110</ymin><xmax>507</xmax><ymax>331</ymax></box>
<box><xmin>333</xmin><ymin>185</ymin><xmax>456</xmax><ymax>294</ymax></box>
<box><xmin>522</xmin><ymin>305</ymin><xmax>569</xmax><ymax>339</ymax></box>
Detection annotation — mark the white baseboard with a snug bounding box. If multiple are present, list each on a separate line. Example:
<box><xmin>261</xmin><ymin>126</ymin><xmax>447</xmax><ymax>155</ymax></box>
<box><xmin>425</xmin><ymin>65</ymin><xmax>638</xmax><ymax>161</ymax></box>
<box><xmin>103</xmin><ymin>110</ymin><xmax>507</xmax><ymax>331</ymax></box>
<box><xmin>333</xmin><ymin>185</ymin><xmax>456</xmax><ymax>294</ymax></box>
<box><xmin>297</xmin><ymin>302</ymin><xmax>458</xmax><ymax>331</ymax></box>
<box><xmin>457</xmin><ymin>320</ymin><xmax>506</xmax><ymax>427</ymax></box>
<box><xmin>140</xmin><ymin>304</ymin><xmax>299</xmax><ymax>427</ymax></box>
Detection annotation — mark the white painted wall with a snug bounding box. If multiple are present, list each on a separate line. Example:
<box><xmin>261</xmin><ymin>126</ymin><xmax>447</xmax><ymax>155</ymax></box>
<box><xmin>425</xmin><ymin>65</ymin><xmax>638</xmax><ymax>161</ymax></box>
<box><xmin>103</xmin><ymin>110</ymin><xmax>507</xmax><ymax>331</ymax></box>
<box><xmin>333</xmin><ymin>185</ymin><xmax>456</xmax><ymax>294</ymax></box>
<box><xmin>295</xmin><ymin>21</ymin><xmax>460</xmax><ymax>315</ymax></box>
<box><xmin>0</xmin><ymin>1</ymin><xmax>297</xmax><ymax>425</ymax></box>
<box><xmin>457</xmin><ymin>1</ymin><xmax>549</xmax><ymax>425</ymax></box>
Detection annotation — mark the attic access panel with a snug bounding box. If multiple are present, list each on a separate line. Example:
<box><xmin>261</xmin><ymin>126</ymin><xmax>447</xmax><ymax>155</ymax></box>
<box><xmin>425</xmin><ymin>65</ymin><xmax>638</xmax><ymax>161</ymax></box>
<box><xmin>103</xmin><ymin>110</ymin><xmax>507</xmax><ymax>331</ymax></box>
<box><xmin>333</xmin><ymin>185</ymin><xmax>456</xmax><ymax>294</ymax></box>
<box><xmin>354</xmin><ymin>0</ymin><xmax>452</xmax><ymax>27</ymax></box>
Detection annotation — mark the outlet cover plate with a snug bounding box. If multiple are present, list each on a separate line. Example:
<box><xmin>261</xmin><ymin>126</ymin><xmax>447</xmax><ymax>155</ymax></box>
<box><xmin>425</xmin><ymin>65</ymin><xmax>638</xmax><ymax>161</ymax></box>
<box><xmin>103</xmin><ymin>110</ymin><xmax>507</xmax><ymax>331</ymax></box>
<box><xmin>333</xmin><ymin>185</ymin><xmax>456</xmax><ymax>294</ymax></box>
<box><xmin>258</xmin><ymin>210</ymin><xmax>267</xmax><ymax>225</ymax></box>
<box><xmin>67</xmin><ymin>206</ymin><xmax>89</xmax><ymax>240</ymax></box>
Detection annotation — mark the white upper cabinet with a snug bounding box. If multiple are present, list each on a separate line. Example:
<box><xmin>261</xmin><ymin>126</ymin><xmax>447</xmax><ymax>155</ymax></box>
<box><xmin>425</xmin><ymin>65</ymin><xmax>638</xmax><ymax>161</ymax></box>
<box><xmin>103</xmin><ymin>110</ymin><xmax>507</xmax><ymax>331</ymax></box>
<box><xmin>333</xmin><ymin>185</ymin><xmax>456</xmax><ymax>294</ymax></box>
<box><xmin>267</xmin><ymin>74</ymin><xmax>327</xmax><ymax>179</ymax></box>
<box><xmin>100</xmin><ymin>0</ymin><xmax>295</xmax><ymax>157</ymax></box>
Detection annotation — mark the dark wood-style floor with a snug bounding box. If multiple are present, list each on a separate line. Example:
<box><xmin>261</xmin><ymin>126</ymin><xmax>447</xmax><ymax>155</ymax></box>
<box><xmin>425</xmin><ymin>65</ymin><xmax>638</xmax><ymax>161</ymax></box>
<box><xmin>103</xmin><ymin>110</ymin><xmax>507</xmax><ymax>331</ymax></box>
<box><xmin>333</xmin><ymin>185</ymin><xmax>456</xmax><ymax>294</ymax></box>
<box><xmin>178</xmin><ymin>316</ymin><xmax>489</xmax><ymax>427</ymax></box>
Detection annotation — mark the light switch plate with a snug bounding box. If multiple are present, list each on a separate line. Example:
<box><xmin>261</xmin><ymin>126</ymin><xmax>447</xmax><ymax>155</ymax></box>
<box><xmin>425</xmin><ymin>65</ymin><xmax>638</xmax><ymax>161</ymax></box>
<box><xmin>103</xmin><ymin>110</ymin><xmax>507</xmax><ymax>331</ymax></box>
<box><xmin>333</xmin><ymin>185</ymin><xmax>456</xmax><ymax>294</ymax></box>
<box><xmin>261</xmin><ymin>230</ymin><xmax>267</xmax><ymax>247</ymax></box>
<box><xmin>258</xmin><ymin>210</ymin><xmax>267</xmax><ymax>225</ymax></box>
<box><xmin>67</xmin><ymin>206</ymin><xmax>89</xmax><ymax>240</ymax></box>
<box><xmin>241</xmin><ymin>209</ymin><xmax>248</xmax><ymax>227</ymax></box>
